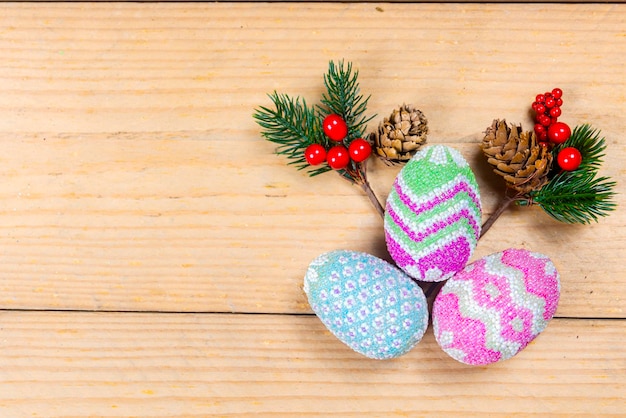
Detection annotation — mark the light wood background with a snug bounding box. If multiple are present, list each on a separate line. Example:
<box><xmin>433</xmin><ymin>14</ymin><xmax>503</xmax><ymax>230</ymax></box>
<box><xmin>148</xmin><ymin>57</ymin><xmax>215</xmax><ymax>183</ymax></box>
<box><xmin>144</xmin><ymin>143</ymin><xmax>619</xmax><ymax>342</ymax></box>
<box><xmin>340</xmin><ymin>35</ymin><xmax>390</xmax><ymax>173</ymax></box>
<box><xmin>1</xmin><ymin>2</ymin><xmax>624</xmax><ymax>417</ymax></box>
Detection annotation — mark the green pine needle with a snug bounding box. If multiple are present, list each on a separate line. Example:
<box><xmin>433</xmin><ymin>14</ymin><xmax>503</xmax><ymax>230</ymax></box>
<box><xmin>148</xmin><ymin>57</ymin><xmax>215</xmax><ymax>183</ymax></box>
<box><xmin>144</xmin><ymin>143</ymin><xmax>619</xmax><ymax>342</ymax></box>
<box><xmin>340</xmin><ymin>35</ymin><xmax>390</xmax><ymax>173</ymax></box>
<box><xmin>253</xmin><ymin>91</ymin><xmax>331</xmax><ymax>176</ymax></box>
<box><xmin>253</xmin><ymin>61</ymin><xmax>375</xmax><ymax>180</ymax></box>
<box><xmin>552</xmin><ymin>124</ymin><xmax>606</xmax><ymax>173</ymax></box>
<box><xmin>531</xmin><ymin>169</ymin><xmax>616</xmax><ymax>224</ymax></box>
<box><xmin>320</xmin><ymin>60</ymin><xmax>375</xmax><ymax>141</ymax></box>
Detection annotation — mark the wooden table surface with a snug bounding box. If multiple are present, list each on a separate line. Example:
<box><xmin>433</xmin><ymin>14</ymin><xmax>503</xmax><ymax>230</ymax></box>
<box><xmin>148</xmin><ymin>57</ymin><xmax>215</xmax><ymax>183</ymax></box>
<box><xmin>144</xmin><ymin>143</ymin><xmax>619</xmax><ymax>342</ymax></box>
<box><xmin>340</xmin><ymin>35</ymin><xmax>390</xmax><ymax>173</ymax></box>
<box><xmin>1</xmin><ymin>2</ymin><xmax>624</xmax><ymax>417</ymax></box>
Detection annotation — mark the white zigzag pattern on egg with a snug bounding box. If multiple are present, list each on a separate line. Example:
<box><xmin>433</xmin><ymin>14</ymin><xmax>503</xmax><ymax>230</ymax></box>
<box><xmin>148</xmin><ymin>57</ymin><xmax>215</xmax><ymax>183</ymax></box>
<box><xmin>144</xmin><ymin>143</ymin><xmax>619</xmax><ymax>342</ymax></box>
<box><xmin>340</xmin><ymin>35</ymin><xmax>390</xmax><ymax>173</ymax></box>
<box><xmin>386</xmin><ymin>170</ymin><xmax>481</xmax><ymax>281</ymax></box>
<box><xmin>482</xmin><ymin>255</ymin><xmax>550</xmax><ymax>336</ymax></box>
<box><xmin>386</xmin><ymin>220</ymin><xmax>477</xmax><ymax>273</ymax></box>
<box><xmin>394</xmin><ymin>173</ymin><xmax>482</xmax><ymax>222</ymax></box>
<box><xmin>439</xmin><ymin>277</ymin><xmax>521</xmax><ymax>360</ymax></box>
<box><xmin>439</xmin><ymin>254</ymin><xmax>551</xmax><ymax>361</ymax></box>
<box><xmin>386</xmin><ymin>194</ymin><xmax>481</xmax><ymax>243</ymax></box>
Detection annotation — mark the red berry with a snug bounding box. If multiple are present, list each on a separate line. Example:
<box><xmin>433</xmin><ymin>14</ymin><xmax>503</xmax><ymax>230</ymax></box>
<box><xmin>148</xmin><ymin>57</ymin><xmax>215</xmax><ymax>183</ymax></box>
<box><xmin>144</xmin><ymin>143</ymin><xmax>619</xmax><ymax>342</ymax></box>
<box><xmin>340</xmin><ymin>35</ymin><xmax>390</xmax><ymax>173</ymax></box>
<box><xmin>549</xmin><ymin>106</ymin><xmax>562</xmax><ymax>118</ymax></box>
<box><xmin>323</xmin><ymin>114</ymin><xmax>348</xmax><ymax>142</ymax></box>
<box><xmin>557</xmin><ymin>147</ymin><xmax>582</xmax><ymax>171</ymax></box>
<box><xmin>535</xmin><ymin>104</ymin><xmax>546</xmax><ymax>114</ymax></box>
<box><xmin>326</xmin><ymin>145</ymin><xmax>350</xmax><ymax>170</ymax></box>
<box><xmin>348</xmin><ymin>138</ymin><xmax>372</xmax><ymax>163</ymax></box>
<box><xmin>536</xmin><ymin>94</ymin><xmax>546</xmax><ymax>103</ymax></box>
<box><xmin>544</xmin><ymin>96</ymin><xmax>556</xmax><ymax>108</ymax></box>
<box><xmin>535</xmin><ymin>125</ymin><xmax>547</xmax><ymax>141</ymax></box>
<box><xmin>538</xmin><ymin>114</ymin><xmax>552</xmax><ymax>127</ymax></box>
<box><xmin>551</xmin><ymin>88</ymin><xmax>563</xmax><ymax>99</ymax></box>
<box><xmin>547</xmin><ymin>122</ymin><xmax>571</xmax><ymax>144</ymax></box>
<box><xmin>532</xmin><ymin>102</ymin><xmax>540</xmax><ymax>111</ymax></box>
<box><xmin>555</xmin><ymin>98</ymin><xmax>563</xmax><ymax>107</ymax></box>
<box><xmin>544</xmin><ymin>92</ymin><xmax>553</xmax><ymax>99</ymax></box>
<box><xmin>304</xmin><ymin>143</ymin><xmax>327</xmax><ymax>166</ymax></box>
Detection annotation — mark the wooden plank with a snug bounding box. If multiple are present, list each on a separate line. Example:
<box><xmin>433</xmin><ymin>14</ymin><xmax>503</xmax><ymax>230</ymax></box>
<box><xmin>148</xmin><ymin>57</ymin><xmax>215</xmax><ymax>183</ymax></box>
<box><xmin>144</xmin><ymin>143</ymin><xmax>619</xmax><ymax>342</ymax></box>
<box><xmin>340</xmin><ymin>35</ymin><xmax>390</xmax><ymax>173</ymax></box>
<box><xmin>20</xmin><ymin>0</ymin><xmax>623</xmax><ymax>3</ymax></box>
<box><xmin>0</xmin><ymin>312</ymin><xmax>623</xmax><ymax>417</ymax></box>
<box><xmin>0</xmin><ymin>3</ymin><xmax>624</xmax><ymax>317</ymax></box>
<box><xmin>1</xmin><ymin>3</ymin><xmax>624</xmax><ymax>135</ymax></box>
<box><xmin>0</xmin><ymin>133</ymin><xmax>624</xmax><ymax>318</ymax></box>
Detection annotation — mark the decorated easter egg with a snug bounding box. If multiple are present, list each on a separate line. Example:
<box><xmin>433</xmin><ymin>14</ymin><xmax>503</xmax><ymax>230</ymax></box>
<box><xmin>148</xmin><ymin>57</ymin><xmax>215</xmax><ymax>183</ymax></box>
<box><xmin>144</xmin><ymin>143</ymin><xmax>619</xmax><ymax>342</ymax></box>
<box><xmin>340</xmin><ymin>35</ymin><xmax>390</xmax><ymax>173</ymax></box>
<box><xmin>384</xmin><ymin>145</ymin><xmax>482</xmax><ymax>282</ymax></box>
<box><xmin>304</xmin><ymin>250</ymin><xmax>429</xmax><ymax>359</ymax></box>
<box><xmin>432</xmin><ymin>248</ymin><xmax>560</xmax><ymax>365</ymax></box>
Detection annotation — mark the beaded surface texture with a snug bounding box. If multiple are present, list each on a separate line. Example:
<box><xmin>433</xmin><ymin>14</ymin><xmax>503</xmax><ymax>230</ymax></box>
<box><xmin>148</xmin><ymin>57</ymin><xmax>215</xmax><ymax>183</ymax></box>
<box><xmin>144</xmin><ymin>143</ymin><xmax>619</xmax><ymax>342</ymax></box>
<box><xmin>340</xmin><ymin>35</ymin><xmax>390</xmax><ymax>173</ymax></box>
<box><xmin>384</xmin><ymin>145</ymin><xmax>482</xmax><ymax>282</ymax></box>
<box><xmin>304</xmin><ymin>250</ymin><xmax>429</xmax><ymax>360</ymax></box>
<box><xmin>432</xmin><ymin>248</ymin><xmax>561</xmax><ymax>365</ymax></box>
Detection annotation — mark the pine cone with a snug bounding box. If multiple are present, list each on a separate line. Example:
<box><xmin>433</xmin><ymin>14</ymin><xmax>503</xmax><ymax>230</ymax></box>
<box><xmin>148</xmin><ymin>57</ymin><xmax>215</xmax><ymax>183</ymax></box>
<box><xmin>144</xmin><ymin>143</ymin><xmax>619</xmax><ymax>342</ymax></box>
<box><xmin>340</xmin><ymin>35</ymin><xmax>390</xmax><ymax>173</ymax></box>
<box><xmin>481</xmin><ymin>119</ymin><xmax>552</xmax><ymax>194</ymax></box>
<box><xmin>370</xmin><ymin>104</ymin><xmax>428</xmax><ymax>164</ymax></box>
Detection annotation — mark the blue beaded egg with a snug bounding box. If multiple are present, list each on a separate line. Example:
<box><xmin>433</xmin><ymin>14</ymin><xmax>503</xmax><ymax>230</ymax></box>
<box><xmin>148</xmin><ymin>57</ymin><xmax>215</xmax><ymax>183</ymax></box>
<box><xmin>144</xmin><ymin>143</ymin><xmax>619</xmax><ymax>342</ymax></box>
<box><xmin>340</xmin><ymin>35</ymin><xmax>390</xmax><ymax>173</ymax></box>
<box><xmin>304</xmin><ymin>250</ymin><xmax>429</xmax><ymax>359</ymax></box>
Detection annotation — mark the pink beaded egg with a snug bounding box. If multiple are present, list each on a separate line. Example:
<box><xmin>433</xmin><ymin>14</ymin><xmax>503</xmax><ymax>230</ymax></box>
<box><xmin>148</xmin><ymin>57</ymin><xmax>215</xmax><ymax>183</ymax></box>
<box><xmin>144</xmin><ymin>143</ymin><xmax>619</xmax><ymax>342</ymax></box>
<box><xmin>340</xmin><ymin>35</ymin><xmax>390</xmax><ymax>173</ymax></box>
<box><xmin>432</xmin><ymin>248</ymin><xmax>560</xmax><ymax>365</ymax></box>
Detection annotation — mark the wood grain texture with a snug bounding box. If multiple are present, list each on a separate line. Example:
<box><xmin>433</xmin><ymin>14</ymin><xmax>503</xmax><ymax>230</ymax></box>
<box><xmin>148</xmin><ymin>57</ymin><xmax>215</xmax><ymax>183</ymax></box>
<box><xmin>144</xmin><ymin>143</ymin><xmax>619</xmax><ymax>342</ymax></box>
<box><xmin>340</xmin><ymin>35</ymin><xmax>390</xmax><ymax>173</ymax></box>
<box><xmin>0</xmin><ymin>133</ymin><xmax>624</xmax><ymax>317</ymax></box>
<box><xmin>1</xmin><ymin>2</ymin><xmax>624</xmax><ymax>317</ymax></box>
<box><xmin>23</xmin><ymin>0</ymin><xmax>625</xmax><ymax>3</ymax></box>
<box><xmin>0</xmin><ymin>312</ymin><xmax>624</xmax><ymax>417</ymax></box>
<box><xmin>0</xmin><ymin>3</ymin><xmax>624</xmax><ymax>416</ymax></box>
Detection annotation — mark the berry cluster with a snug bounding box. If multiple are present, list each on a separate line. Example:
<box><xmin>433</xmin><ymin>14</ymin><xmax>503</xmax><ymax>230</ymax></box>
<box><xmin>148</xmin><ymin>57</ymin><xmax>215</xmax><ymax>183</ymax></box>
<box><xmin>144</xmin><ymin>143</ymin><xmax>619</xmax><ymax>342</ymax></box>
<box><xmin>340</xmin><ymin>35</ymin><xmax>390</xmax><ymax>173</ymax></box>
<box><xmin>532</xmin><ymin>88</ymin><xmax>563</xmax><ymax>142</ymax></box>
<box><xmin>532</xmin><ymin>88</ymin><xmax>568</xmax><ymax>144</ymax></box>
<box><xmin>532</xmin><ymin>88</ymin><xmax>581</xmax><ymax>171</ymax></box>
<box><xmin>304</xmin><ymin>114</ymin><xmax>372</xmax><ymax>170</ymax></box>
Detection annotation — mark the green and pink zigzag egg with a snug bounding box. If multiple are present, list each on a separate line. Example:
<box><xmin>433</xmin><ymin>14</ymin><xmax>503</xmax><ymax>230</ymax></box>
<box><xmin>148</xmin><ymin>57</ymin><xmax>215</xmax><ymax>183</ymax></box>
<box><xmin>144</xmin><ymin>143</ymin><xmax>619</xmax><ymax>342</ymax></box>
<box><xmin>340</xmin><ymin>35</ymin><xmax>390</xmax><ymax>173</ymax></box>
<box><xmin>384</xmin><ymin>145</ymin><xmax>482</xmax><ymax>282</ymax></box>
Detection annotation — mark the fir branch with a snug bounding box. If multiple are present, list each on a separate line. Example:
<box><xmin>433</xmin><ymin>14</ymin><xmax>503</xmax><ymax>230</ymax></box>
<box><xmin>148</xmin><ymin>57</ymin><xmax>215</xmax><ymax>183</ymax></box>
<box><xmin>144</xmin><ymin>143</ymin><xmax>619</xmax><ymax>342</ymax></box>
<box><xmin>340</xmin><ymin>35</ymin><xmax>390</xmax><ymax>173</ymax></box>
<box><xmin>252</xmin><ymin>62</ymin><xmax>385</xmax><ymax>218</ymax></box>
<box><xmin>552</xmin><ymin>124</ymin><xmax>606</xmax><ymax>173</ymax></box>
<box><xmin>253</xmin><ymin>92</ymin><xmax>331</xmax><ymax>176</ymax></box>
<box><xmin>480</xmin><ymin>191</ymin><xmax>528</xmax><ymax>238</ymax></box>
<box><xmin>530</xmin><ymin>170</ymin><xmax>616</xmax><ymax>224</ymax></box>
<box><xmin>319</xmin><ymin>60</ymin><xmax>376</xmax><ymax>140</ymax></box>
<box><xmin>307</xmin><ymin>165</ymin><xmax>334</xmax><ymax>177</ymax></box>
